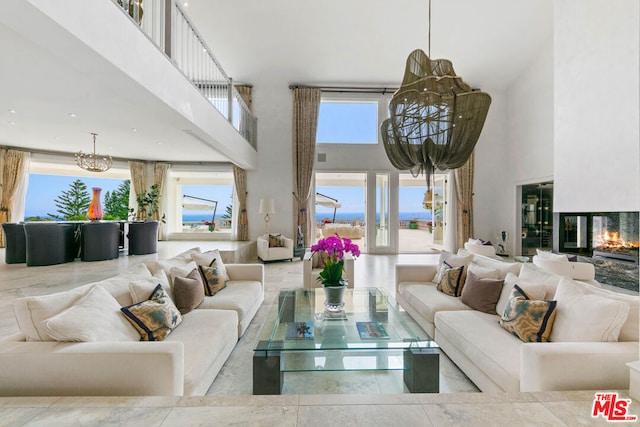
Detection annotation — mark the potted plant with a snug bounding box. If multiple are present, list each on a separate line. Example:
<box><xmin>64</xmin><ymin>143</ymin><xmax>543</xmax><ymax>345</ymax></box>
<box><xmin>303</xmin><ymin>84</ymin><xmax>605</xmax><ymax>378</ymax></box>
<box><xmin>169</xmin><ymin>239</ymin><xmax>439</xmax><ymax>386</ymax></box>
<box><xmin>310</xmin><ymin>234</ymin><xmax>360</xmax><ymax>312</ymax></box>
<box><xmin>130</xmin><ymin>184</ymin><xmax>164</xmax><ymax>222</ymax></box>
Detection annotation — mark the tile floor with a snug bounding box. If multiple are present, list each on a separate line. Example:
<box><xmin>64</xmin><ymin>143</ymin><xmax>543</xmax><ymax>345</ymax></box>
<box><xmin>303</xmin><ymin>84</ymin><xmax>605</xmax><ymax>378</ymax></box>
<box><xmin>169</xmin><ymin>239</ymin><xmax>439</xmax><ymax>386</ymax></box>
<box><xmin>0</xmin><ymin>242</ymin><xmax>637</xmax><ymax>426</ymax></box>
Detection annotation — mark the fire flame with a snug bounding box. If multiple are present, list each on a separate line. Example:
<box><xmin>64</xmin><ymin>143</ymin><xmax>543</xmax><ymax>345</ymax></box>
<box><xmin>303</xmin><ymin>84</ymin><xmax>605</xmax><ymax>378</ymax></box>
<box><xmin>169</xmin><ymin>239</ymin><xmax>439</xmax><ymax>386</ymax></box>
<box><xmin>594</xmin><ymin>229</ymin><xmax>639</xmax><ymax>249</ymax></box>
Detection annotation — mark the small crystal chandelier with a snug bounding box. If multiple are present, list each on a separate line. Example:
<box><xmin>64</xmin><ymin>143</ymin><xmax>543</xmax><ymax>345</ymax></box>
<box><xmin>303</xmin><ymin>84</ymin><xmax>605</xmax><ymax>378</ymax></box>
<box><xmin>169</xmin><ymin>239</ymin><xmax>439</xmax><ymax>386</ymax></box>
<box><xmin>75</xmin><ymin>133</ymin><xmax>112</xmax><ymax>173</ymax></box>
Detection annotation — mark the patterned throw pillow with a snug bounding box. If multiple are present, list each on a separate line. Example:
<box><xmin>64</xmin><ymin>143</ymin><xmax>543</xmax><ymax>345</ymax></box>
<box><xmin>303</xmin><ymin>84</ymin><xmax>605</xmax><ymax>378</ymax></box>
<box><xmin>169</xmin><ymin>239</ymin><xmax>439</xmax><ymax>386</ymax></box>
<box><xmin>198</xmin><ymin>262</ymin><xmax>226</xmax><ymax>296</ymax></box>
<box><xmin>268</xmin><ymin>233</ymin><xmax>285</xmax><ymax>247</ymax></box>
<box><xmin>173</xmin><ymin>269</ymin><xmax>205</xmax><ymax>314</ymax></box>
<box><xmin>436</xmin><ymin>264</ymin><xmax>465</xmax><ymax>297</ymax></box>
<box><xmin>121</xmin><ymin>284</ymin><xmax>183</xmax><ymax>341</ymax></box>
<box><xmin>499</xmin><ymin>285</ymin><xmax>557</xmax><ymax>343</ymax></box>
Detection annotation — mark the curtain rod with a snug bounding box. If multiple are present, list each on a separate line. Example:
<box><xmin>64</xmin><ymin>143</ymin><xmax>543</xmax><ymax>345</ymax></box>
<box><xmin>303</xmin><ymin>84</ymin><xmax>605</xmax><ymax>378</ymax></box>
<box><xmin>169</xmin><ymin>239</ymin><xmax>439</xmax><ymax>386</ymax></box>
<box><xmin>289</xmin><ymin>85</ymin><xmax>398</xmax><ymax>95</ymax></box>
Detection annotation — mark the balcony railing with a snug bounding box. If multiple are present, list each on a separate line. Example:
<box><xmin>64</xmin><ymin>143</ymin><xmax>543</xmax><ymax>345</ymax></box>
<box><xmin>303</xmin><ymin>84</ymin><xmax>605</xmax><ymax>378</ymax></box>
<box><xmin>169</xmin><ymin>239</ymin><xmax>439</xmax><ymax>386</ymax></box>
<box><xmin>113</xmin><ymin>0</ymin><xmax>257</xmax><ymax>148</ymax></box>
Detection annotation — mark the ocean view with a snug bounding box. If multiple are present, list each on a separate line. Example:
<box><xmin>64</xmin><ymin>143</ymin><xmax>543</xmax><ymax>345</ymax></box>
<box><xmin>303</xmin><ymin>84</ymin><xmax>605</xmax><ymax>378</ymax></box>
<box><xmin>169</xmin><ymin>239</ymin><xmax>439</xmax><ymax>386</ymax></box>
<box><xmin>182</xmin><ymin>211</ymin><xmax>433</xmax><ymax>223</ymax></box>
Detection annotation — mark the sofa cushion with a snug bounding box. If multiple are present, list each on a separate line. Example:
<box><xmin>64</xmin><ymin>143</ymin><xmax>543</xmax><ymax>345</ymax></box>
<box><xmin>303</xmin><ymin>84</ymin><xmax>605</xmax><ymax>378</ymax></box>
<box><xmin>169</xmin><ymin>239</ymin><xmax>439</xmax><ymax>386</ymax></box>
<box><xmin>536</xmin><ymin>249</ymin><xmax>569</xmax><ymax>262</ymax></box>
<box><xmin>84</xmin><ymin>263</ymin><xmax>153</xmax><ymax>306</ymax></box>
<box><xmin>14</xmin><ymin>287</ymin><xmax>87</xmax><ymax>341</ymax></box>
<box><xmin>467</xmin><ymin>262</ymin><xmax>501</xmax><ymax>280</ymax></box>
<box><xmin>198</xmin><ymin>262</ymin><xmax>227</xmax><ymax>296</ymax></box>
<box><xmin>550</xmin><ymin>278</ymin><xmax>630</xmax><ymax>342</ymax></box>
<box><xmin>121</xmin><ymin>285</ymin><xmax>183</xmax><ymax>341</ymax></box>
<box><xmin>397</xmin><ymin>283</ymin><xmax>472</xmax><ymax>325</ymax></box>
<box><xmin>435</xmin><ymin>310</ymin><xmax>522</xmax><ymax>392</ymax></box>
<box><xmin>499</xmin><ymin>285</ymin><xmax>557</xmax><ymax>343</ymax></box>
<box><xmin>460</xmin><ymin>271</ymin><xmax>504</xmax><ymax>314</ymax></box>
<box><xmin>496</xmin><ymin>272</ymin><xmax>549</xmax><ymax>316</ymax></box>
<box><xmin>191</xmin><ymin>249</ymin><xmax>230</xmax><ymax>282</ymax></box>
<box><xmin>129</xmin><ymin>270</ymin><xmax>172</xmax><ymax>304</ymax></box>
<box><xmin>146</xmin><ymin>247</ymin><xmax>201</xmax><ymax>276</ymax></box>
<box><xmin>173</xmin><ymin>269</ymin><xmax>205</xmax><ymax>315</ymax></box>
<box><xmin>463</xmin><ymin>251</ymin><xmax>522</xmax><ymax>279</ymax></box>
<box><xmin>197</xmin><ymin>280</ymin><xmax>263</xmax><ymax>322</ymax></box>
<box><xmin>42</xmin><ymin>285</ymin><xmax>140</xmax><ymax>342</ymax></box>
<box><xmin>164</xmin><ymin>309</ymin><xmax>238</xmax><ymax>395</ymax></box>
<box><xmin>436</xmin><ymin>264</ymin><xmax>465</xmax><ymax>296</ymax></box>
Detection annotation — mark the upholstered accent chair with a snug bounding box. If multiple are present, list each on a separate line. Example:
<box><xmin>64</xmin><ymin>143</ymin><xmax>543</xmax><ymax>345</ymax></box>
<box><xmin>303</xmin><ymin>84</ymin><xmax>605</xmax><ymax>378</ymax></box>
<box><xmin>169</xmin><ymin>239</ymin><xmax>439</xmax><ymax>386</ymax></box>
<box><xmin>81</xmin><ymin>222</ymin><xmax>120</xmax><ymax>261</ymax></box>
<box><xmin>302</xmin><ymin>251</ymin><xmax>355</xmax><ymax>290</ymax></box>
<box><xmin>24</xmin><ymin>223</ymin><xmax>76</xmax><ymax>266</ymax></box>
<box><xmin>128</xmin><ymin>221</ymin><xmax>159</xmax><ymax>255</ymax></box>
<box><xmin>257</xmin><ymin>233</ymin><xmax>293</xmax><ymax>262</ymax></box>
<box><xmin>2</xmin><ymin>223</ymin><xmax>26</xmax><ymax>264</ymax></box>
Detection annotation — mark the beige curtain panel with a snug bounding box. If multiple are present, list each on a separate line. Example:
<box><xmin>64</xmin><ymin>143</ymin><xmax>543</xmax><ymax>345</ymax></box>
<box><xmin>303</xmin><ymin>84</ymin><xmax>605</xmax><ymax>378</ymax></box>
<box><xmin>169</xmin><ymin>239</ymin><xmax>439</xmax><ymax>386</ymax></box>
<box><xmin>233</xmin><ymin>164</ymin><xmax>248</xmax><ymax>241</ymax></box>
<box><xmin>292</xmin><ymin>87</ymin><xmax>321</xmax><ymax>246</ymax></box>
<box><xmin>154</xmin><ymin>162</ymin><xmax>169</xmax><ymax>240</ymax></box>
<box><xmin>129</xmin><ymin>161</ymin><xmax>147</xmax><ymax>219</ymax></box>
<box><xmin>454</xmin><ymin>152</ymin><xmax>475</xmax><ymax>249</ymax></box>
<box><xmin>0</xmin><ymin>149</ymin><xmax>28</xmax><ymax>247</ymax></box>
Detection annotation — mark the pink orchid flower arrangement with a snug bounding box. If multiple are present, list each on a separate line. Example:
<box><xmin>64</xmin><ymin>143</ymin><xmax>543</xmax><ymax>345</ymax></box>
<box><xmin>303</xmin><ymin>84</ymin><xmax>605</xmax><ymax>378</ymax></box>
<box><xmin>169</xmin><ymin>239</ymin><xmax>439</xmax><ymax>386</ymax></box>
<box><xmin>310</xmin><ymin>234</ymin><xmax>360</xmax><ymax>287</ymax></box>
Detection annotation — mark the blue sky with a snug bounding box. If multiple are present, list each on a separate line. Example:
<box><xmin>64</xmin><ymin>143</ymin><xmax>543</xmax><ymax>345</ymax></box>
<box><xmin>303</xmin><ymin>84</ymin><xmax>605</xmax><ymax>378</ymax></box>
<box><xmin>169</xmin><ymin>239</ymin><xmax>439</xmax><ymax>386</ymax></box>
<box><xmin>316</xmin><ymin>186</ymin><xmax>431</xmax><ymax>216</ymax></box>
<box><xmin>25</xmin><ymin>174</ymin><xmax>127</xmax><ymax>218</ymax></box>
<box><xmin>316</xmin><ymin>102</ymin><xmax>378</xmax><ymax>144</ymax></box>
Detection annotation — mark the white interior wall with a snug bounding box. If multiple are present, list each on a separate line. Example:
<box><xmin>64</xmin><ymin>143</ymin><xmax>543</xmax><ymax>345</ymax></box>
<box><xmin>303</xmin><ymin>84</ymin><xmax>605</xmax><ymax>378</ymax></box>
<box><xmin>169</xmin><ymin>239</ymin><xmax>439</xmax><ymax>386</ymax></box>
<box><xmin>554</xmin><ymin>0</ymin><xmax>640</xmax><ymax>212</ymax></box>
<box><xmin>471</xmin><ymin>89</ymin><xmax>510</xmax><ymax>249</ymax></box>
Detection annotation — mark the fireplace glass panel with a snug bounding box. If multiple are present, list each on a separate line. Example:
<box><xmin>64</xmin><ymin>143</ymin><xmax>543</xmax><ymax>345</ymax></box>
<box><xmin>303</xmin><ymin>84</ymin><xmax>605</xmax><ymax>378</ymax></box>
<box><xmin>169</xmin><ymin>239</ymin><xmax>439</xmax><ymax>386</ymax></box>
<box><xmin>562</xmin><ymin>215</ymin><xmax>588</xmax><ymax>250</ymax></box>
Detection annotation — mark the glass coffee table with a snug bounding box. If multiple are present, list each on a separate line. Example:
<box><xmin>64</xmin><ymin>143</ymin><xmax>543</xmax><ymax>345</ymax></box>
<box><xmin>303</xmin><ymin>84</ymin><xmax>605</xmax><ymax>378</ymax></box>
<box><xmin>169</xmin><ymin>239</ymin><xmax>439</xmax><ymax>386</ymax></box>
<box><xmin>253</xmin><ymin>287</ymin><xmax>439</xmax><ymax>394</ymax></box>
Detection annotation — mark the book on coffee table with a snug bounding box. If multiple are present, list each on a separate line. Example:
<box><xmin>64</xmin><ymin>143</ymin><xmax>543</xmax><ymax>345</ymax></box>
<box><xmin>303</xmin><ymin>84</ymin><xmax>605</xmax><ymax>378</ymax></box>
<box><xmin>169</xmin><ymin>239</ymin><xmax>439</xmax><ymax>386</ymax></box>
<box><xmin>286</xmin><ymin>322</ymin><xmax>314</xmax><ymax>339</ymax></box>
<box><xmin>356</xmin><ymin>321</ymin><xmax>389</xmax><ymax>340</ymax></box>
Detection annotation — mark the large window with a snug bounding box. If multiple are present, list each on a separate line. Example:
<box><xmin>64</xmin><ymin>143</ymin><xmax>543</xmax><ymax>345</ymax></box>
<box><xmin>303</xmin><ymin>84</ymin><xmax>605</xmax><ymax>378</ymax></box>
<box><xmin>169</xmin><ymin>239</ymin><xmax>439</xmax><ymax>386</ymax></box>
<box><xmin>316</xmin><ymin>99</ymin><xmax>378</xmax><ymax>144</ymax></box>
<box><xmin>168</xmin><ymin>169</ymin><xmax>234</xmax><ymax>235</ymax></box>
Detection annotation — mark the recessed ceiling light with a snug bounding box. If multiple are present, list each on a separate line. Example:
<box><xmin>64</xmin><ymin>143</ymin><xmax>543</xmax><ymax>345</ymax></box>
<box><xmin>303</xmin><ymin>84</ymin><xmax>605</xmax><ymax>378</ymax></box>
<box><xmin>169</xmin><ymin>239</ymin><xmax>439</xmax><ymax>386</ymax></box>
<box><xmin>131</xmin><ymin>128</ymin><xmax>137</xmax><ymax>132</ymax></box>
<box><xmin>183</xmin><ymin>2</ymin><xmax>188</xmax><ymax>6</ymax></box>
<box><xmin>68</xmin><ymin>113</ymin><xmax>77</xmax><ymax>118</ymax></box>
<box><xmin>157</xmin><ymin>141</ymin><xmax>162</xmax><ymax>145</ymax></box>
<box><xmin>54</xmin><ymin>137</ymin><xmax>61</xmax><ymax>140</ymax></box>
<box><xmin>9</xmin><ymin>121</ymin><xmax>15</xmax><ymax>125</ymax></box>
<box><xmin>8</xmin><ymin>109</ymin><xmax>16</xmax><ymax>114</ymax></box>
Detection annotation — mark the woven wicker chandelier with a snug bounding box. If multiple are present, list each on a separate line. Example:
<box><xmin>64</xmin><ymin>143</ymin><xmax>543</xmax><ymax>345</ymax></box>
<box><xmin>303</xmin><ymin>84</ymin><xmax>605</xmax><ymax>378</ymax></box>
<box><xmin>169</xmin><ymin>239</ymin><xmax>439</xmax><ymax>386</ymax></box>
<box><xmin>381</xmin><ymin>0</ymin><xmax>491</xmax><ymax>187</ymax></box>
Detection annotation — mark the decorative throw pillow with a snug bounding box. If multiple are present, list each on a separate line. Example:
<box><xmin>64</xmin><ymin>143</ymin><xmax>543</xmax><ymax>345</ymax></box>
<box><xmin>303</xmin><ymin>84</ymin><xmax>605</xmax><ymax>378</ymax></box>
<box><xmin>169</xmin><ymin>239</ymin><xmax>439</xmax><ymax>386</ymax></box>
<box><xmin>147</xmin><ymin>247</ymin><xmax>200</xmax><ymax>276</ymax></box>
<box><xmin>41</xmin><ymin>285</ymin><xmax>140</xmax><ymax>342</ymax></box>
<box><xmin>460</xmin><ymin>271</ymin><xmax>504</xmax><ymax>313</ymax></box>
<box><xmin>173</xmin><ymin>269</ymin><xmax>205</xmax><ymax>314</ymax></box>
<box><xmin>121</xmin><ymin>285</ymin><xmax>183</xmax><ymax>341</ymax></box>
<box><xmin>499</xmin><ymin>285</ymin><xmax>557</xmax><ymax>343</ymax></box>
<box><xmin>550</xmin><ymin>278</ymin><xmax>630</xmax><ymax>342</ymax></box>
<box><xmin>436</xmin><ymin>264</ymin><xmax>465</xmax><ymax>297</ymax></box>
<box><xmin>169</xmin><ymin>261</ymin><xmax>198</xmax><ymax>286</ymax></box>
<box><xmin>198</xmin><ymin>261</ymin><xmax>227</xmax><ymax>297</ymax></box>
<box><xmin>268</xmin><ymin>233</ymin><xmax>285</xmax><ymax>247</ymax></box>
<box><xmin>312</xmin><ymin>251</ymin><xmax>329</xmax><ymax>269</ymax></box>
<box><xmin>495</xmin><ymin>272</ymin><xmax>548</xmax><ymax>316</ymax></box>
<box><xmin>435</xmin><ymin>250</ymin><xmax>473</xmax><ymax>283</ymax></box>
<box><xmin>191</xmin><ymin>249</ymin><xmax>230</xmax><ymax>282</ymax></box>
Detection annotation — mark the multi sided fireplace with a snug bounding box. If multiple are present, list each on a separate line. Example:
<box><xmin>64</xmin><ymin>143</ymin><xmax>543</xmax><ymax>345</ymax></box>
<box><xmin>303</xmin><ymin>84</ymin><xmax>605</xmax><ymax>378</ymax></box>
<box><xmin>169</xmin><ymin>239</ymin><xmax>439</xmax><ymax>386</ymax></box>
<box><xmin>554</xmin><ymin>212</ymin><xmax>639</xmax><ymax>263</ymax></box>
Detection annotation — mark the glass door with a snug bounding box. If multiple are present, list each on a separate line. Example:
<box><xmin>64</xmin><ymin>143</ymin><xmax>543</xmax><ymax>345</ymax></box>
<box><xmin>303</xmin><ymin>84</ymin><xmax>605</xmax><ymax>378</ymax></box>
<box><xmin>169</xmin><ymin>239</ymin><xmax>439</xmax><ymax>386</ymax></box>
<box><xmin>431</xmin><ymin>175</ymin><xmax>446</xmax><ymax>248</ymax></box>
<box><xmin>375</xmin><ymin>173</ymin><xmax>390</xmax><ymax>248</ymax></box>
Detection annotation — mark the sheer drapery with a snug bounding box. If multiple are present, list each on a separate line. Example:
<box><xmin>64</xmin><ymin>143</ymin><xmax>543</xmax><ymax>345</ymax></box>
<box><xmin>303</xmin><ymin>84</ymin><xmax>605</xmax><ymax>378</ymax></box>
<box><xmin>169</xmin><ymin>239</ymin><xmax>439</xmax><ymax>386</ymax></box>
<box><xmin>154</xmin><ymin>162</ymin><xmax>169</xmax><ymax>240</ymax></box>
<box><xmin>454</xmin><ymin>152</ymin><xmax>474</xmax><ymax>249</ymax></box>
<box><xmin>292</xmin><ymin>88</ymin><xmax>321</xmax><ymax>246</ymax></box>
<box><xmin>0</xmin><ymin>149</ymin><xmax>29</xmax><ymax>247</ymax></box>
<box><xmin>233</xmin><ymin>164</ymin><xmax>248</xmax><ymax>240</ymax></box>
<box><xmin>129</xmin><ymin>161</ymin><xmax>147</xmax><ymax>220</ymax></box>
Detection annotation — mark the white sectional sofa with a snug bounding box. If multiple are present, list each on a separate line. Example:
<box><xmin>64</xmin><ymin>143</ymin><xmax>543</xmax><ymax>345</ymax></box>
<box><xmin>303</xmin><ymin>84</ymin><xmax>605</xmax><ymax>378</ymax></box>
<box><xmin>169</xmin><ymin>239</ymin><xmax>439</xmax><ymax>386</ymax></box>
<box><xmin>0</xmin><ymin>247</ymin><xmax>264</xmax><ymax>396</ymax></box>
<box><xmin>396</xmin><ymin>251</ymin><xmax>639</xmax><ymax>393</ymax></box>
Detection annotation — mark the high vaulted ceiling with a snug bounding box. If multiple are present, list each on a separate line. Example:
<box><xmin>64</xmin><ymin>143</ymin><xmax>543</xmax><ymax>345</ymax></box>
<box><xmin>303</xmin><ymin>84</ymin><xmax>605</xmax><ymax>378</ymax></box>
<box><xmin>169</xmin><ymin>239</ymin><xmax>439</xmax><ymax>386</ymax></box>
<box><xmin>185</xmin><ymin>0</ymin><xmax>552</xmax><ymax>90</ymax></box>
<box><xmin>0</xmin><ymin>0</ymin><xmax>552</xmax><ymax>164</ymax></box>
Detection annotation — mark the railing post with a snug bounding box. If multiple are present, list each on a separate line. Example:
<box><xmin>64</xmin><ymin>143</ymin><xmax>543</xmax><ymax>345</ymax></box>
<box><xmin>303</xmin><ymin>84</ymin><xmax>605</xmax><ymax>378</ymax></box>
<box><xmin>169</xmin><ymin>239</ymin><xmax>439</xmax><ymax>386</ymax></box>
<box><xmin>228</xmin><ymin>77</ymin><xmax>234</xmax><ymax>124</ymax></box>
<box><xmin>164</xmin><ymin>0</ymin><xmax>173</xmax><ymax>58</ymax></box>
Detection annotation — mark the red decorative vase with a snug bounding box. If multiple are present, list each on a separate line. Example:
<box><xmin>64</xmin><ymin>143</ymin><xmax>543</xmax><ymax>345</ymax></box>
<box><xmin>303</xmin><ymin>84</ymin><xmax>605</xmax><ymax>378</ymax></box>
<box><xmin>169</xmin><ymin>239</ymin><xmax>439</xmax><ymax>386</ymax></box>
<box><xmin>87</xmin><ymin>187</ymin><xmax>103</xmax><ymax>221</ymax></box>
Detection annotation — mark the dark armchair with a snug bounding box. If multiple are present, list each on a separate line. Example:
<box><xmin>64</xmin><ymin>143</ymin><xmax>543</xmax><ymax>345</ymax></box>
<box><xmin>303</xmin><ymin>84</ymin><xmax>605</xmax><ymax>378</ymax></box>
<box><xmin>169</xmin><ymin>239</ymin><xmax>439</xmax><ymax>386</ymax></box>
<box><xmin>24</xmin><ymin>223</ymin><xmax>76</xmax><ymax>266</ymax></box>
<box><xmin>2</xmin><ymin>223</ymin><xmax>26</xmax><ymax>264</ymax></box>
<box><xmin>81</xmin><ymin>222</ymin><xmax>120</xmax><ymax>261</ymax></box>
<box><xmin>128</xmin><ymin>221</ymin><xmax>159</xmax><ymax>255</ymax></box>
